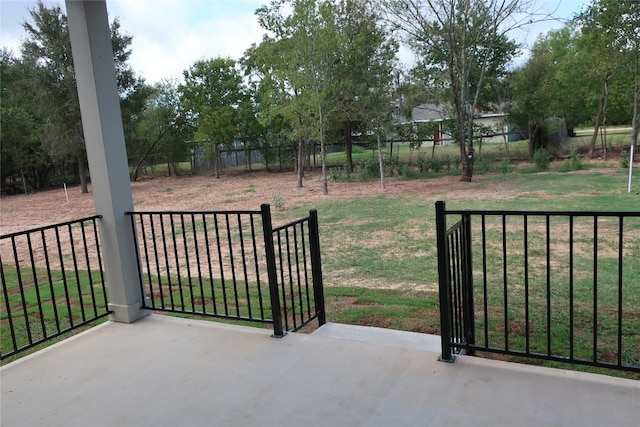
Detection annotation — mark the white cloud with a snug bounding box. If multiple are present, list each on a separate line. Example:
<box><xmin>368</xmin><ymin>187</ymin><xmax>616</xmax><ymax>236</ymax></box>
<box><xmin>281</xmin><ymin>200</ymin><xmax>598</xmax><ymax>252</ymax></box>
<box><xmin>107</xmin><ymin>0</ymin><xmax>266</xmax><ymax>83</ymax></box>
<box><xmin>1</xmin><ymin>0</ymin><xmax>590</xmax><ymax>83</ymax></box>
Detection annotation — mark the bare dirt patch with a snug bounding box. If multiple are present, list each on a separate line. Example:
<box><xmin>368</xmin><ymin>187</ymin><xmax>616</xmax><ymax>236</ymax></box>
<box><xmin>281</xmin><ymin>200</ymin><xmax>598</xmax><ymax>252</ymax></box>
<box><xmin>0</xmin><ymin>170</ymin><xmax>511</xmax><ymax>234</ymax></box>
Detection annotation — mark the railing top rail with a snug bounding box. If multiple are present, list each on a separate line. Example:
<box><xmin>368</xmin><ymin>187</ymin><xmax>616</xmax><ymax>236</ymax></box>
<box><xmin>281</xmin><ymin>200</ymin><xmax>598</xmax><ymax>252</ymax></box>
<box><xmin>272</xmin><ymin>216</ymin><xmax>310</xmax><ymax>233</ymax></box>
<box><xmin>0</xmin><ymin>215</ymin><xmax>103</xmax><ymax>239</ymax></box>
<box><xmin>125</xmin><ymin>210</ymin><xmax>262</xmax><ymax>216</ymax></box>
<box><xmin>443</xmin><ymin>209</ymin><xmax>640</xmax><ymax>217</ymax></box>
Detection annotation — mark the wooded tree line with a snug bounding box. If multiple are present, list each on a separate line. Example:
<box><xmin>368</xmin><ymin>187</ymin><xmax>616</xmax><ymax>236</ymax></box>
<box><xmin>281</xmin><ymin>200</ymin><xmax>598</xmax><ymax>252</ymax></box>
<box><xmin>1</xmin><ymin>0</ymin><xmax>638</xmax><ymax>194</ymax></box>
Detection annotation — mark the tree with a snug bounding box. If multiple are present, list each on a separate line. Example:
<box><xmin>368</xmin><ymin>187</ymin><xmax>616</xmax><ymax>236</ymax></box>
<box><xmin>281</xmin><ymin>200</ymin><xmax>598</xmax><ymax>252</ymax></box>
<box><xmin>129</xmin><ymin>79</ymin><xmax>193</xmax><ymax>181</ymax></box>
<box><xmin>19</xmin><ymin>1</ymin><xmax>146</xmax><ymax>193</ymax></box>
<box><xmin>179</xmin><ymin>58</ymin><xmax>247</xmax><ymax>178</ymax></box>
<box><xmin>331</xmin><ymin>0</ymin><xmax>398</xmax><ymax>174</ymax></box>
<box><xmin>0</xmin><ymin>50</ymin><xmax>51</xmax><ymax>193</ymax></box>
<box><xmin>254</xmin><ymin>0</ymin><xmax>339</xmax><ymax>192</ymax></box>
<box><xmin>577</xmin><ymin>0</ymin><xmax>640</xmax><ymax>155</ymax></box>
<box><xmin>508</xmin><ymin>27</ymin><xmax>585</xmax><ymax>159</ymax></box>
<box><xmin>383</xmin><ymin>0</ymin><xmax>530</xmax><ymax>181</ymax></box>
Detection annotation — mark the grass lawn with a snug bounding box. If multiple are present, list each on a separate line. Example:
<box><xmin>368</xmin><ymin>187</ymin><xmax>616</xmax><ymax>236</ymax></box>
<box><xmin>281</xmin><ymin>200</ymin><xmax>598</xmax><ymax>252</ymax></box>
<box><xmin>3</xmin><ymin>145</ymin><xmax>639</xmax><ymax>376</ymax></box>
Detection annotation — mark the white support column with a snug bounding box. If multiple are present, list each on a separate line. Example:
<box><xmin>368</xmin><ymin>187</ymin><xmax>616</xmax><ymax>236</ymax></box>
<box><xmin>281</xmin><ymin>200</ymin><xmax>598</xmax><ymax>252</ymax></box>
<box><xmin>66</xmin><ymin>0</ymin><xmax>148</xmax><ymax>323</ymax></box>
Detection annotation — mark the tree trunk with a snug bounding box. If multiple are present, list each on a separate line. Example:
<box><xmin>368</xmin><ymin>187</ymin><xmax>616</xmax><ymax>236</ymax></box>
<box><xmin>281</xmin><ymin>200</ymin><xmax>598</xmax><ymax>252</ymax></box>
<box><xmin>602</xmin><ymin>79</ymin><xmax>608</xmax><ymax>161</ymax></box>
<box><xmin>214</xmin><ymin>145</ymin><xmax>220</xmax><ymax>179</ymax></box>
<box><xmin>344</xmin><ymin>121</ymin><xmax>354</xmax><ymax>173</ymax></box>
<box><xmin>590</xmin><ymin>75</ymin><xmax>609</xmax><ymax>159</ymax></box>
<box><xmin>318</xmin><ymin>104</ymin><xmax>328</xmax><ymax>195</ymax></box>
<box><xmin>377</xmin><ymin>130</ymin><xmax>385</xmax><ymax>189</ymax></box>
<box><xmin>297</xmin><ymin>138</ymin><xmax>305</xmax><ymax>188</ymax></box>
<box><xmin>78</xmin><ymin>148</ymin><xmax>88</xmax><ymax>194</ymax></box>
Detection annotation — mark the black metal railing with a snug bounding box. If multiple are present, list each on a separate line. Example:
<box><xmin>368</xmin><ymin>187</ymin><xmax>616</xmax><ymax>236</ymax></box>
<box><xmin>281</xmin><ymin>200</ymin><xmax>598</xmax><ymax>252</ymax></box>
<box><xmin>436</xmin><ymin>201</ymin><xmax>640</xmax><ymax>373</ymax></box>
<box><xmin>1</xmin><ymin>216</ymin><xmax>110</xmax><ymax>360</ymax></box>
<box><xmin>127</xmin><ymin>204</ymin><xmax>325</xmax><ymax>336</ymax></box>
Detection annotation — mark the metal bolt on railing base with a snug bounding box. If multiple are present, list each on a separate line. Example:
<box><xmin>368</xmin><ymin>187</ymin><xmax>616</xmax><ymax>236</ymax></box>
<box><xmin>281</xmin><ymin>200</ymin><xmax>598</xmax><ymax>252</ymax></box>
<box><xmin>271</xmin><ymin>332</ymin><xmax>288</xmax><ymax>339</ymax></box>
<box><xmin>437</xmin><ymin>355</ymin><xmax>456</xmax><ymax>363</ymax></box>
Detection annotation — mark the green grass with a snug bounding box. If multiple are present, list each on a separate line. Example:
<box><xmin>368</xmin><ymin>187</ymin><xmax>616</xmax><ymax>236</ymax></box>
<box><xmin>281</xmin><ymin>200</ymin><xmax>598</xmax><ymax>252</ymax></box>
<box><xmin>4</xmin><ymin>160</ymin><xmax>639</xmax><ymax>377</ymax></box>
<box><xmin>1</xmin><ymin>265</ymin><xmax>110</xmax><ymax>363</ymax></box>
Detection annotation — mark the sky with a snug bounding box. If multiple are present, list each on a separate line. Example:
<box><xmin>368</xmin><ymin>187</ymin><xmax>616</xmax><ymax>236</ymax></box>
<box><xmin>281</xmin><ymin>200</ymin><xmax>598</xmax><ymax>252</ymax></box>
<box><xmin>1</xmin><ymin>0</ymin><xmax>591</xmax><ymax>85</ymax></box>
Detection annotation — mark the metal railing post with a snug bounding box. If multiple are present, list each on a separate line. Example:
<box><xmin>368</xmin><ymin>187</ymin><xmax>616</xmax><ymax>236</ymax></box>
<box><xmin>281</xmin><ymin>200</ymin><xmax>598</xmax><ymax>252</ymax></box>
<box><xmin>308</xmin><ymin>209</ymin><xmax>326</xmax><ymax>326</ymax></box>
<box><xmin>462</xmin><ymin>212</ymin><xmax>475</xmax><ymax>355</ymax></box>
<box><xmin>436</xmin><ymin>201</ymin><xmax>455</xmax><ymax>362</ymax></box>
<box><xmin>261</xmin><ymin>204</ymin><xmax>285</xmax><ymax>337</ymax></box>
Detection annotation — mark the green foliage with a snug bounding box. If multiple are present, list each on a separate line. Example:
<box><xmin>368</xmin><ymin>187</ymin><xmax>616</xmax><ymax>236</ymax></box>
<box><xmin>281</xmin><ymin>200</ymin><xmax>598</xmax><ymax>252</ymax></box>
<box><xmin>533</xmin><ymin>148</ymin><xmax>550</xmax><ymax>171</ymax></box>
<box><xmin>271</xmin><ymin>193</ymin><xmax>285</xmax><ymax>211</ymax></box>
<box><xmin>15</xmin><ymin>2</ymin><xmax>147</xmax><ymax>193</ymax></box>
<box><xmin>500</xmin><ymin>158</ymin><xmax>512</xmax><ymax>174</ymax></box>
<box><xmin>620</xmin><ymin>152</ymin><xmax>630</xmax><ymax>169</ymax></box>
<box><xmin>562</xmin><ymin>149</ymin><xmax>583</xmax><ymax>172</ymax></box>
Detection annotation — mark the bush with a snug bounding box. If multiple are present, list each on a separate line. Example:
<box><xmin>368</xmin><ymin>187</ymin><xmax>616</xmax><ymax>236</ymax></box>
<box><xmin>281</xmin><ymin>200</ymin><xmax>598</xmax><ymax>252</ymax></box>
<box><xmin>384</xmin><ymin>154</ymin><xmax>399</xmax><ymax>176</ymax></box>
<box><xmin>272</xmin><ymin>193</ymin><xmax>285</xmax><ymax>211</ymax></box>
<box><xmin>417</xmin><ymin>153</ymin><xmax>429</xmax><ymax>173</ymax></box>
<box><xmin>562</xmin><ymin>149</ymin><xmax>583</xmax><ymax>172</ymax></box>
<box><xmin>533</xmin><ymin>148</ymin><xmax>550</xmax><ymax>171</ymax></box>
<box><xmin>500</xmin><ymin>158</ymin><xmax>512</xmax><ymax>174</ymax></box>
<box><xmin>358</xmin><ymin>158</ymin><xmax>380</xmax><ymax>180</ymax></box>
<box><xmin>428</xmin><ymin>156</ymin><xmax>443</xmax><ymax>173</ymax></box>
<box><xmin>621</xmin><ymin>152</ymin><xmax>630</xmax><ymax>169</ymax></box>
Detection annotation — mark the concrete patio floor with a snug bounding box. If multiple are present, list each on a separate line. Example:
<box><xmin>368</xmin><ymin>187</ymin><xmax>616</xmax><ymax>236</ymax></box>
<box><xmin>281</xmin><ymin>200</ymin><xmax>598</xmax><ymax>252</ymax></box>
<box><xmin>1</xmin><ymin>314</ymin><xmax>638</xmax><ymax>427</ymax></box>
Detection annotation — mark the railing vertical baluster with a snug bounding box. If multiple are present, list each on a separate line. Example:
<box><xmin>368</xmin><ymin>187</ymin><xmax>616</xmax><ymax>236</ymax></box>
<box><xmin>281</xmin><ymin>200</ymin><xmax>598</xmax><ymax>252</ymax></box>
<box><xmin>309</xmin><ymin>209</ymin><xmax>326</xmax><ymax>326</ymax></box>
<box><xmin>617</xmin><ymin>216</ymin><xmax>624</xmax><ymax>368</ymax></box>
<box><xmin>150</xmin><ymin>214</ymin><xmax>164</xmax><ymax>310</ymax></box>
<box><xmin>180</xmin><ymin>213</ymin><xmax>194</xmax><ymax>312</ymax></box>
<box><xmin>545</xmin><ymin>215</ymin><xmax>551</xmax><ymax>356</ymax></box>
<box><xmin>160</xmin><ymin>214</ymin><xmax>173</xmax><ymax>310</ymax></box>
<box><xmin>261</xmin><ymin>204</ymin><xmax>284</xmax><ymax>337</ymax></box>
<box><xmin>249</xmin><ymin>214</ymin><xmax>266</xmax><ymax>320</ymax></box>
<box><xmin>80</xmin><ymin>221</ymin><xmax>99</xmax><ymax>318</ymax></box>
<box><xmin>54</xmin><ymin>227</ymin><xmax>73</xmax><ymax>328</ymax></box>
<box><xmin>202</xmin><ymin>213</ymin><xmax>218</xmax><ymax>315</ymax></box>
<box><xmin>461</xmin><ymin>212</ymin><xmax>474</xmax><ymax>354</ymax></box>
<box><xmin>225</xmin><ymin>213</ymin><xmax>240</xmax><ymax>317</ymax></box>
<box><xmin>293</xmin><ymin>224</ymin><xmax>304</xmax><ymax>327</ymax></box>
<box><xmin>481</xmin><ymin>214</ymin><xmax>488</xmax><ymax>348</ymax></box>
<box><xmin>40</xmin><ymin>229</ymin><xmax>60</xmax><ymax>333</ymax></box>
<box><xmin>172</xmin><ymin>214</ymin><xmax>185</xmax><ymax>310</ymax></box>
<box><xmin>213</xmin><ymin>214</ymin><xmax>228</xmax><ymax>316</ymax></box>
<box><xmin>300</xmin><ymin>221</ymin><xmax>311</xmax><ymax>319</ymax></box>
<box><xmin>237</xmin><ymin>213</ymin><xmax>252</xmax><ymax>318</ymax></box>
<box><xmin>593</xmin><ymin>216</ymin><xmax>598</xmax><ymax>363</ymax></box>
<box><xmin>275</xmin><ymin>230</ymin><xmax>289</xmax><ymax>331</ymax></box>
<box><xmin>436</xmin><ymin>201</ymin><xmax>454</xmax><ymax>362</ymax></box>
<box><xmin>26</xmin><ymin>233</ymin><xmax>47</xmax><ymax>338</ymax></box>
<box><xmin>191</xmin><ymin>213</ymin><xmax>206</xmax><ymax>314</ymax></box>
<box><xmin>524</xmin><ymin>215</ymin><xmax>530</xmax><ymax>354</ymax></box>
<box><xmin>569</xmin><ymin>215</ymin><xmax>574</xmax><ymax>361</ymax></box>
<box><xmin>502</xmin><ymin>215</ymin><xmax>508</xmax><ymax>351</ymax></box>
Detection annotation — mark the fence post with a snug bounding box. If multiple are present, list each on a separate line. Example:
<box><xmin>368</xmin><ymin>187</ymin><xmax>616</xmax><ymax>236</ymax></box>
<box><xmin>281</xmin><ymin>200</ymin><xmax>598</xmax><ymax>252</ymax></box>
<box><xmin>261</xmin><ymin>204</ymin><xmax>285</xmax><ymax>337</ymax></box>
<box><xmin>308</xmin><ymin>209</ymin><xmax>326</xmax><ymax>326</ymax></box>
<box><xmin>462</xmin><ymin>212</ymin><xmax>475</xmax><ymax>355</ymax></box>
<box><xmin>436</xmin><ymin>200</ymin><xmax>455</xmax><ymax>362</ymax></box>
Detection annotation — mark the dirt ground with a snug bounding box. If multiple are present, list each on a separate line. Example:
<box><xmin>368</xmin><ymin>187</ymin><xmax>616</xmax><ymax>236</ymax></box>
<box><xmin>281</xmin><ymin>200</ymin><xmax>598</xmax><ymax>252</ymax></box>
<box><xmin>0</xmin><ymin>170</ymin><xmax>511</xmax><ymax>234</ymax></box>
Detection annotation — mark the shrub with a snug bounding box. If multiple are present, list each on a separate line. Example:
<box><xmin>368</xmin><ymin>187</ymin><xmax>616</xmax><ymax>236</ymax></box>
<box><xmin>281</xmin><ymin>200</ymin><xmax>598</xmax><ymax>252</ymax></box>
<box><xmin>417</xmin><ymin>153</ymin><xmax>429</xmax><ymax>173</ymax></box>
<box><xmin>533</xmin><ymin>148</ymin><xmax>550</xmax><ymax>171</ymax></box>
<box><xmin>562</xmin><ymin>149</ymin><xmax>583</xmax><ymax>172</ymax></box>
<box><xmin>358</xmin><ymin>158</ymin><xmax>380</xmax><ymax>180</ymax></box>
<box><xmin>621</xmin><ymin>152</ymin><xmax>630</xmax><ymax>169</ymax></box>
<box><xmin>428</xmin><ymin>156</ymin><xmax>443</xmax><ymax>173</ymax></box>
<box><xmin>500</xmin><ymin>158</ymin><xmax>512</xmax><ymax>174</ymax></box>
<box><xmin>271</xmin><ymin>193</ymin><xmax>285</xmax><ymax>211</ymax></box>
